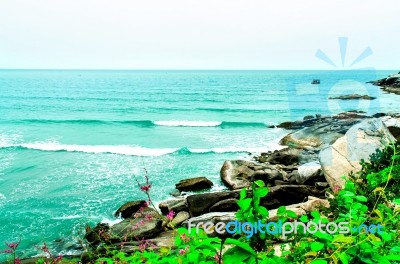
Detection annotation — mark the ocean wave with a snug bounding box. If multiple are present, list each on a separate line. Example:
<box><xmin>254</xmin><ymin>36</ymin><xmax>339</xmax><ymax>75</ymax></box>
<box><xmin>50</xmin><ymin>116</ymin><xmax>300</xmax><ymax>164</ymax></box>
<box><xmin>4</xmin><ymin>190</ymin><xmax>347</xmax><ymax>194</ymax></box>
<box><xmin>0</xmin><ymin>143</ymin><xmax>283</xmax><ymax>156</ymax></box>
<box><xmin>7</xmin><ymin>119</ymin><xmax>270</xmax><ymax>128</ymax></box>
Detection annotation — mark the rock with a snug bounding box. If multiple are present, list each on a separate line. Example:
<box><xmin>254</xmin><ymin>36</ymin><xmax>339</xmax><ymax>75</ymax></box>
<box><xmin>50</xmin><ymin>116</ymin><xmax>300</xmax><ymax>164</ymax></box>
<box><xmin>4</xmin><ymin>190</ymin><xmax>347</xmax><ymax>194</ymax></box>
<box><xmin>182</xmin><ymin>212</ymin><xmax>236</xmax><ymax>236</ymax></box>
<box><xmin>114</xmin><ymin>200</ymin><xmax>147</xmax><ymax>219</ymax></box>
<box><xmin>266</xmin><ymin>148</ymin><xmax>300</xmax><ymax>165</ymax></box>
<box><xmin>303</xmin><ymin>115</ymin><xmax>315</xmax><ymax>120</ymax></box>
<box><xmin>209</xmin><ymin>198</ymin><xmax>239</xmax><ymax>212</ymax></box>
<box><xmin>110</xmin><ymin>208</ymin><xmax>164</xmax><ymax>242</ymax></box>
<box><xmin>113</xmin><ymin>230</ymin><xmax>177</xmax><ymax>253</ymax></box>
<box><xmin>319</xmin><ymin>118</ymin><xmax>395</xmax><ymax>189</ymax></box>
<box><xmin>268</xmin><ymin>197</ymin><xmax>330</xmax><ymax>222</ymax></box>
<box><xmin>280</xmin><ymin>112</ymin><xmax>367</xmax><ymax>149</ymax></box>
<box><xmin>171</xmin><ymin>211</ymin><xmax>190</xmax><ymax>227</ymax></box>
<box><xmin>369</xmin><ymin>73</ymin><xmax>400</xmax><ymax>95</ymax></box>
<box><xmin>329</xmin><ymin>94</ymin><xmax>376</xmax><ymax>100</ymax></box>
<box><xmin>220</xmin><ymin>160</ymin><xmax>253</xmax><ymax>190</ymax></box>
<box><xmin>315</xmin><ymin>182</ymin><xmax>329</xmax><ymax>188</ymax></box>
<box><xmin>158</xmin><ymin>198</ymin><xmax>188</xmax><ymax>215</ymax></box>
<box><xmin>297</xmin><ymin>161</ymin><xmax>322</xmax><ymax>184</ymax></box>
<box><xmin>381</xmin><ymin>116</ymin><xmax>400</xmax><ymax>140</ymax></box>
<box><xmin>186</xmin><ymin>191</ymin><xmax>239</xmax><ymax>216</ymax></box>
<box><xmin>261</xmin><ymin>185</ymin><xmax>325</xmax><ymax>209</ymax></box>
<box><xmin>175</xmin><ymin>177</ymin><xmax>213</xmax><ymax>192</ymax></box>
<box><xmin>85</xmin><ymin>223</ymin><xmax>110</xmax><ymax>246</ymax></box>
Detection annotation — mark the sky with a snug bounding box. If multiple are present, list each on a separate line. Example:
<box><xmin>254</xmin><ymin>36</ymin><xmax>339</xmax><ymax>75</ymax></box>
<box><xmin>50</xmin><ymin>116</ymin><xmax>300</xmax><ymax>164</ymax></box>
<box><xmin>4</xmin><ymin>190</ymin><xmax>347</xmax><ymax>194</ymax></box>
<box><xmin>0</xmin><ymin>0</ymin><xmax>399</xmax><ymax>70</ymax></box>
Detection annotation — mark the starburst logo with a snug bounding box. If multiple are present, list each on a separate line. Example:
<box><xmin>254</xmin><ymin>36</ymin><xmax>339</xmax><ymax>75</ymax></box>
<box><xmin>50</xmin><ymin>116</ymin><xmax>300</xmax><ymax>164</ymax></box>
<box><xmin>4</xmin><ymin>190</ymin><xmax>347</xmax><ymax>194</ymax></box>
<box><xmin>315</xmin><ymin>37</ymin><xmax>373</xmax><ymax>69</ymax></box>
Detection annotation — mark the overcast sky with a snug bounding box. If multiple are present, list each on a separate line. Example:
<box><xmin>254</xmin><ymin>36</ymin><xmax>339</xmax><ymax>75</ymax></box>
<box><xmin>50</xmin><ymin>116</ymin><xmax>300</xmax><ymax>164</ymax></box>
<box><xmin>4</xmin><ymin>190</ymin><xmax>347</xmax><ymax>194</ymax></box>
<box><xmin>0</xmin><ymin>0</ymin><xmax>399</xmax><ymax>69</ymax></box>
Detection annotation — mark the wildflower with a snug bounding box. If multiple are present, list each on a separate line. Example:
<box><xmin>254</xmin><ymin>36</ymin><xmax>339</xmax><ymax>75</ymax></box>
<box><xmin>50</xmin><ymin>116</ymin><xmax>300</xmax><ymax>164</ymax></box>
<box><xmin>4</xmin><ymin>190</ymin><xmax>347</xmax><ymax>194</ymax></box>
<box><xmin>333</xmin><ymin>185</ymin><xmax>341</xmax><ymax>194</ymax></box>
<box><xmin>5</xmin><ymin>241</ymin><xmax>19</xmax><ymax>250</ymax></box>
<box><xmin>179</xmin><ymin>233</ymin><xmax>190</xmax><ymax>243</ymax></box>
<box><xmin>145</xmin><ymin>214</ymin><xmax>153</xmax><ymax>221</ymax></box>
<box><xmin>140</xmin><ymin>184</ymin><xmax>152</xmax><ymax>192</ymax></box>
<box><xmin>166</xmin><ymin>210</ymin><xmax>175</xmax><ymax>221</ymax></box>
<box><xmin>15</xmin><ymin>258</ymin><xmax>21</xmax><ymax>264</ymax></box>
<box><xmin>179</xmin><ymin>249</ymin><xmax>186</xmax><ymax>255</ymax></box>
<box><xmin>138</xmin><ymin>220</ymin><xmax>145</xmax><ymax>226</ymax></box>
<box><xmin>3</xmin><ymin>249</ymin><xmax>12</xmax><ymax>253</ymax></box>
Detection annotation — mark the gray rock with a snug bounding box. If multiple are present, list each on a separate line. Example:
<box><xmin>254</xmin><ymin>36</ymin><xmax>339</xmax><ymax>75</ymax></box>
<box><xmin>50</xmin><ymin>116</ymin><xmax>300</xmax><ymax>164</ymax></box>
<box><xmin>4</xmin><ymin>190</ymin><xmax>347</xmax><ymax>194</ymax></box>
<box><xmin>186</xmin><ymin>191</ymin><xmax>239</xmax><ymax>216</ymax></box>
<box><xmin>297</xmin><ymin>161</ymin><xmax>322</xmax><ymax>184</ymax></box>
<box><xmin>220</xmin><ymin>160</ymin><xmax>253</xmax><ymax>190</ymax></box>
<box><xmin>319</xmin><ymin>118</ymin><xmax>395</xmax><ymax>189</ymax></box>
<box><xmin>209</xmin><ymin>198</ymin><xmax>239</xmax><ymax>212</ymax></box>
<box><xmin>110</xmin><ymin>208</ymin><xmax>164</xmax><ymax>241</ymax></box>
<box><xmin>175</xmin><ymin>177</ymin><xmax>213</xmax><ymax>192</ymax></box>
<box><xmin>158</xmin><ymin>198</ymin><xmax>188</xmax><ymax>215</ymax></box>
<box><xmin>171</xmin><ymin>211</ymin><xmax>190</xmax><ymax>227</ymax></box>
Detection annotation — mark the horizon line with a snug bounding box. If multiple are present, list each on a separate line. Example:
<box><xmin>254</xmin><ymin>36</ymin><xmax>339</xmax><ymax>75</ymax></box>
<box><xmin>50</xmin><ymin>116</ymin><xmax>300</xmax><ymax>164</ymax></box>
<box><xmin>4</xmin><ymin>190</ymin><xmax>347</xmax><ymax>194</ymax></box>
<box><xmin>0</xmin><ymin>68</ymin><xmax>396</xmax><ymax>71</ymax></box>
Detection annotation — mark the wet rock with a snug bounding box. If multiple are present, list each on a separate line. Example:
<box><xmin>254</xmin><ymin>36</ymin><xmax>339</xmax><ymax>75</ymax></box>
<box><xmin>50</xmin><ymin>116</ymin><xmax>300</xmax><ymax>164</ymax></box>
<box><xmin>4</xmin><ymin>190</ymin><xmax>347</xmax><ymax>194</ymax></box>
<box><xmin>220</xmin><ymin>160</ymin><xmax>254</xmax><ymax>190</ymax></box>
<box><xmin>320</xmin><ymin>118</ymin><xmax>395</xmax><ymax>189</ymax></box>
<box><xmin>182</xmin><ymin>212</ymin><xmax>236</xmax><ymax>236</ymax></box>
<box><xmin>186</xmin><ymin>191</ymin><xmax>239</xmax><ymax>216</ymax></box>
<box><xmin>175</xmin><ymin>177</ymin><xmax>213</xmax><ymax>192</ymax></box>
<box><xmin>329</xmin><ymin>94</ymin><xmax>376</xmax><ymax>100</ymax></box>
<box><xmin>158</xmin><ymin>198</ymin><xmax>188</xmax><ymax>215</ymax></box>
<box><xmin>114</xmin><ymin>200</ymin><xmax>147</xmax><ymax>219</ymax></box>
<box><xmin>369</xmin><ymin>73</ymin><xmax>400</xmax><ymax>95</ymax></box>
<box><xmin>85</xmin><ymin>223</ymin><xmax>110</xmax><ymax>246</ymax></box>
<box><xmin>209</xmin><ymin>198</ymin><xmax>239</xmax><ymax>212</ymax></box>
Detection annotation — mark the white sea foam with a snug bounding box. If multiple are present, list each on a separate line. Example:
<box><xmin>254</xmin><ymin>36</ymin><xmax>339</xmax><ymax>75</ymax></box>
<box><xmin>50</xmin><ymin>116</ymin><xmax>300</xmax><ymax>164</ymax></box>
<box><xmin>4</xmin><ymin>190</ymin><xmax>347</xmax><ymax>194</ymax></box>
<box><xmin>18</xmin><ymin>143</ymin><xmax>178</xmax><ymax>156</ymax></box>
<box><xmin>154</xmin><ymin>120</ymin><xmax>222</xmax><ymax>127</ymax></box>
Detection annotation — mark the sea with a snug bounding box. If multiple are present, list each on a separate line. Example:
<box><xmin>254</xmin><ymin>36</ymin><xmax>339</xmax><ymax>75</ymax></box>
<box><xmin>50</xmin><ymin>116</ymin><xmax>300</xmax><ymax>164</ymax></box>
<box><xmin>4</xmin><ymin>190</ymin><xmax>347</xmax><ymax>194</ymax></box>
<box><xmin>0</xmin><ymin>70</ymin><xmax>398</xmax><ymax>259</ymax></box>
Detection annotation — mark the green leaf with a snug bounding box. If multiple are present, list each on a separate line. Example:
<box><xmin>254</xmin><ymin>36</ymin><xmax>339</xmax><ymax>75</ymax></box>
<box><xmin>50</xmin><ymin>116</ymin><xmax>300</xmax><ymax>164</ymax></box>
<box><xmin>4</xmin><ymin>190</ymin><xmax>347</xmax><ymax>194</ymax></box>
<box><xmin>286</xmin><ymin>210</ymin><xmax>297</xmax><ymax>219</ymax></box>
<box><xmin>225</xmin><ymin>238</ymin><xmax>256</xmax><ymax>255</ymax></box>
<box><xmin>255</xmin><ymin>187</ymin><xmax>268</xmax><ymax>198</ymax></box>
<box><xmin>299</xmin><ymin>215</ymin><xmax>308</xmax><ymax>222</ymax></box>
<box><xmin>254</xmin><ymin>180</ymin><xmax>265</xmax><ymax>187</ymax></box>
<box><xmin>258</xmin><ymin>206</ymin><xmax>269</xmax><ymax>217</ymax></box>
<box><xmin>277</xmin><ymin>206</ymin><xmax>286</xmax><ymax>215</ymax></box>
<box><xmin>311</xmin><ymin>211</ymin><xmax>320</xmax><ymax>219</ymax></box>
<box><xmin>240</xmin><ymin>188</ymin><xmax>247</xmax><ymax>200</ymax></box>
<box><xmin>355</xmin><ymin>195</ymin><xmax>368</xmax><ymax>202</ymax></box>
<box><xmin>339</xmin><ymin>252</ymin><xmax>349</xmax><ymax>264</ymax></box>
<box><xmin>310</xmin><ymin>260</ymin><xmax>327</xmax><ymax>264</ymax></box>
<box><xmin>393</xmin><ymin>198</ymin><xmax>400</xmax><ymax>205</ymax></box>
<box><xmin>310</xmin><ymin>242</ymin><xmax>324</xmax><ymax>252</ymax></box>
<box><xmin>384</xmin><ymin>255</ymin><xmax>400</xmax><ymax>261</ymax></box>
<box><xmin>237</xmin><ymin>198</ymin><xmax>252</xmax><ymax>211</ymax></box>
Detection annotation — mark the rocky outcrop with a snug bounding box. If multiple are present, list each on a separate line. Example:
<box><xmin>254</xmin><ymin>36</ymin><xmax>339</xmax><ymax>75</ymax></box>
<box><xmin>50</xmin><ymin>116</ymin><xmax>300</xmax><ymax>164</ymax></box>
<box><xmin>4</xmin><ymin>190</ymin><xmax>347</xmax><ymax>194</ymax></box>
<box><xmin>297</xmin><ymin>161</ymin><xmax>322</xmax><ymax>184</ymax></box>
<box><xmin>329</xmin><ymin>94</ymin><xmax>376</xmax><ymax>100</ymax></box>
<box><xmin>280</xmin><ymin>111</ymin><xmax>368</xmax><ymax>149</ymax></box>
<box><xmin>114</xmin><ymin>200</ymin><xmax>147</xmax><ymax>219</ymax></box>
<box><xmin>175</xmin><ymin>177</ymin><xmax>213</xmax><ymax>192</ymax></box>
<box><xmin>369</xmin><ymin>73</ymin><xmax>400</xmax><ymax>95</ymax></box>
<box><xmin>319</xmin><ymin>118</ymin><xmax>396</xmax><ymax>189</ymax></box>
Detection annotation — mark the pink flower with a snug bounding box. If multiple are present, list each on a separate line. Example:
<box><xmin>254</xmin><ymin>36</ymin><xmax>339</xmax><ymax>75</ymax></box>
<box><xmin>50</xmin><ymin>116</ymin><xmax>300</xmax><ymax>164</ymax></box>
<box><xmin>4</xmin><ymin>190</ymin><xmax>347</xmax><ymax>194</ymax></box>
<box><xmin>140</xmin><ymin>184</ymin><xmax>152</xmax><ymax>192</ymax></box>
<box><xmin>145</xmin><ymin>214</ymin><xmax>153</xmax><ymax>221</ymax></box>
<box><xmin>179</xmin><ymin>233</ymin><xmax>190</xmax><ymax>243</ymax></box>
<box><xmin>138</xmin><ymin>220</ymin><xmax>145</xmax><ymax>226</ymax></box>
<box><xmin>179</xmin><ymin>249</ymin><xmax>186</xmax><ymax>255</ymax></box>
<box><xmin>333</xmin><ymin>185</ymin><xmax>342</xmax><ymax>194</ymax></box>
<box><xmin>166</xmin><ymin>210</ymin><xmax>175</xmax><ymax>221</ymax></box>
<box><xmin>5</xmin><ymin>241</ymin><xmax>19</xmax><ymax>250</ymax></box>
<box><xmin>15</xmin><ymin>258</ymin><xmax>21</xmax><ymax>264</ymax></box>
<box><xmin>3</xmin><ymin>249</ymin><xmax>12</xmax><ymax>253</ymax></box>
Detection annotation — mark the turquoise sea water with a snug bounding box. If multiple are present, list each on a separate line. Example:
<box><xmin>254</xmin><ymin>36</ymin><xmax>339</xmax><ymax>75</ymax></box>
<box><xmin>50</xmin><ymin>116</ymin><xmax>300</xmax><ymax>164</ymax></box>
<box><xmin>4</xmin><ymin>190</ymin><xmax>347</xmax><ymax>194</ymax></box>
<box><xmin>0</xmin><ymin>70</ymin><xmax>398</xmax><ymax>259</ymax></box>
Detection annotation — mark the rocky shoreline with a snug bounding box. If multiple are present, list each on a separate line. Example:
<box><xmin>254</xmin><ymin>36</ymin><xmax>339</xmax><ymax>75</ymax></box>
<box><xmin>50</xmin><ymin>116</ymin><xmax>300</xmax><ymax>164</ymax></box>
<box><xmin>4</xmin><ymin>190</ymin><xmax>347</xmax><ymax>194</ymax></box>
<box><xmin>368</xmin><ymin>72</ymin><xmax>400</xmax><ymax>95</ymax></box>
<box><xmin>18</xmin><ymin>72</ymin><xmax>400</xmax><ymax>262</ymax></box>
<box><xmin>74</xmin><ymin>109</ymin><xmax>400</xmax><ymax>262</ymax></box>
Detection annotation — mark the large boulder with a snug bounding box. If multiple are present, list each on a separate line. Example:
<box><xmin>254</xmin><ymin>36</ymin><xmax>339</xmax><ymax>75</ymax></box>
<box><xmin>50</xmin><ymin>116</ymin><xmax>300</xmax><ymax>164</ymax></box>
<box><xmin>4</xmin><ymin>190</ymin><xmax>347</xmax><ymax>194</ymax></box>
<box><xmin>209</xmin><ymin>198</ymin><xmax>239</xmax><ymax>212</ymax></box>
<box><xmin>220</xmin><ymin>160</ymin><xmax>254</xmax><ymax>190</ymax></box>
<box><xmin>382</xmin><ymin>115</ymin><xmax>400</xmax><ymax>140</ymax></box>
<box><xmin>266</xmin><ymin>148</ymin><xmax>300</xmax><ymax>165</ymax></box>
<box><xmin>319</xmin><ymin>118</ymin><xmax>395</xmax><ymax>190</ymax></box>
<box><xmin>261</xmin><ymin>185</ymin><xmax>325</xmax><ymax>209</ymax></box>
<box><xmin>110</xmin><ymin>208</ymin><xmax>164</xmax><ymax>242</ymax></box>
<box><xmin>114</xmin><ymin>200</ymin><xmax>147</xmax><ymax>219</ymax></box>
<box><xmin>175</xmin><ymin>177</ymin><xmax>213</xmax><ymax>192</ymax></box>
<box><xmin>186</xmin><ymin>191</ymin><xmax>239</xmax><ymax>216</ymax></box>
